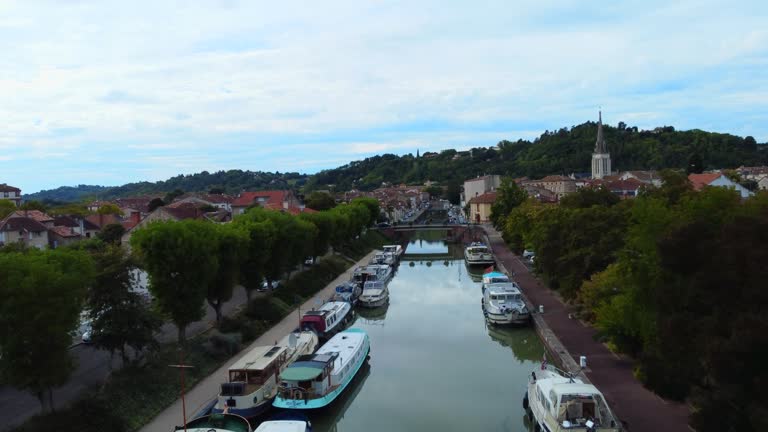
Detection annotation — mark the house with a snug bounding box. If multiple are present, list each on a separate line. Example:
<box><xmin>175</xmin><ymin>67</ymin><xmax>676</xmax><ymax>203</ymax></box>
<box><xmin>169</xmin><ymin>193</ymin><xmax>234</xmax><ymax>212</ymax></box>
<box><xmin>86</xmin><ymin>213</ymin><xmax>123</xmax><ymax>229</ymax></box>
<box><xmin>758</xmin><ymin>176</ymin><xmax>768</xmax><ymax>191</ymax></box>
<box><xmin>53</xmin><ymin>215</ymin><xmax>100</xmax><ymax>239</ymax></box>
<box><xmin>468</xmin><ymin>192</ymin><xmax>497</xmax><ymax>223</ymax></box>
<box><xmin>526</xmin><ymin>175</ymin><xmax>577</xmax><ymax>200</ymax></box>
<box><xmin>5</xmin><ymin>210</ymin><xmax>55</xmax><ymax>228</ymax></box>
<box><xmin>0</xmin><ymin>215</ymin><xmax>49</xmax><ymax>249</ymax></box>
<box><xmin>688</xmin><ymin>173</ymin><xmax>753</xmax><ymax>198</ymax></box>
<box><xmin>619</xmin><ymin>170</ymin><xmax>662</xmax><ymax>187</ymax></box>
<box><xmin>736</xmin><ymin>166</ymin><xmax>768</xmax><ymax>181</ymax></box>
<box><xmin>0</xmin><ymin>184</ymin><xmax>22</xmax><ymax>207</ymax></box>
<box><xmin>120</xmin><ymin>205</ymin><xmax>229</xmax><ymax>249</ymax></box>
<box><xmin>605</xmin><ymin>178</ymin><xmax>645</xmax><ymax>199</ymax></box>
<box><xmin>462</xmin><ymin>175</ymin><xmax>501</xmax><ymax>208</ymax></box>
<box><xmin>231</xmin><ymin>190</ymin><xmax>302</xmax><ymax>216</ymax></box>
<box><xmin>520</xmin><ymin>184</ymin><xmax>558</xmax><ymax>203</ymax></box>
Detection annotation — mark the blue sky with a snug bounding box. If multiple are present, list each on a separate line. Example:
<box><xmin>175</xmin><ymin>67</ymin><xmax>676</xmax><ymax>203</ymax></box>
<box><xmin>2</xmin><ymin>0</ymin><xmax>767</xmax><ymax>193</ymax></box>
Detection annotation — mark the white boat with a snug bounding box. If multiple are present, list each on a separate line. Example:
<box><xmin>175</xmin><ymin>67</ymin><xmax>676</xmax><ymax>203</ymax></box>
<box><xmin>273</xmin><ymin>328</ymin><xmax>371</xmax><ymax>410</ymax></box>
<box><xmin>482</xmin><ymin>270</ymin><xmax>510</xmax><ymax>286</ymax></box>
<box><xmin>352</xmin><ymin>264</ymin><xmax>392</xmax><ymax>285</ymax></box>
<box><xmin>382</xmin><ymin>244</ymin><xmax>403</xmax><ymax>259</ymax></box>
<box><xmin>254</xmin><ymin>412</ymin><xmax>311</xmax><ymax>432</ymax></box>
<box><xmin>300</xmin><ymin>301</ymin><xmax>353</xmax><ymax>339</ymax></box>
<box><xmin>465</xmin><ymin>242</ymin><xmax>494</xmax><ymax>265</ymax></box>
<box><xmin>213</xmin><ymin>331</ymin><xmax>319</xmax><ymax>418</ymax></box>
<box><xmin>482</xmin><ymin>280</ymin><xmax>530</xmax><ymax>325</ymax></box>
<box><xmin>525</xmin><ymin>365</ymin><xmax>621</xmax><ymax>432</ymax></box>
<box><xmin>330</xmin><ymin>282</ymin><xmax>362</xmax><ymax>306</ymax></box>
<box><xmin>370</xmin><ymin>252</ymin><xmax>395</xmax><ymax>266</ymax></box>
<box><xmin>358</xmin><ymin>280</ymin><xmax>389</xmax><ymax>308</ymax></box>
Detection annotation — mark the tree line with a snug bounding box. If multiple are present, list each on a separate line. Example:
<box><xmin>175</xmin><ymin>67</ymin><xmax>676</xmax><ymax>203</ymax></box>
<box><xmin>0</xmin><ymin>197</ymin><xmax>379</xmax><ymax>413</ymax></box>
<box><xmin>494</xmin><ymin>173</ymin><xmax>768</xmax><ymax>431</ymax></box>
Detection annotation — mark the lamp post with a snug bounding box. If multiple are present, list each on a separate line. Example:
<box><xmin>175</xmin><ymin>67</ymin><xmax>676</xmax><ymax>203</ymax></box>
<box><xmin>169</xmin><ymin>348</ymin><xmax>194</xmax><ymax>432</ymax></box>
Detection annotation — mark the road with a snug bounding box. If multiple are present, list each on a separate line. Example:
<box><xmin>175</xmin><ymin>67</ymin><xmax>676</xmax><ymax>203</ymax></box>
<box><xmin>0</xmin><ymin>283</ymin><xmax>253</xmax><ymax>431</ymax></box>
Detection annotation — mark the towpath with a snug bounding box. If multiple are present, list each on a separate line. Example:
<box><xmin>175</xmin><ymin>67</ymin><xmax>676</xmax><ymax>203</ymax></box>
<box><xmin>139</xmin><ymin>250</ymin><xmax>378</xmax><ymax>432</ymax></box>
<box><xmin>483</xmin><ymin>224</ymin><xmax>690</xmax><ymax>432</ymax></box>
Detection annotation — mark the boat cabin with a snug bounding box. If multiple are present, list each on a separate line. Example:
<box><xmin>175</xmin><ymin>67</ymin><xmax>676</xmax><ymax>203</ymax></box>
<box><xmin>382</xmin><ymin>245</ymin><xmax>403</xmax><ymax>256</ymax></box>
<box><xmin>278</xmin><ymin>352</ymin><xmax>338</xmax><ymax>400</ymax></box>
<box><xmin>533</xmin><ymin>374</ymin><xmax>619</xmax><ymax>430</ymax></box>
<box><xmin>482</xmin><ymin>271</ymin><xmax>510</xmax><ymax>285</ymax></box>
<box><xmin>300</xmin><ymin>302</ymin><xmax>349</xmax><ymax>334</ymax></box>
<box><xmin>221</xmin><ymin>345</ymin><xmax>289</xmax><ymax>398</ymax></box>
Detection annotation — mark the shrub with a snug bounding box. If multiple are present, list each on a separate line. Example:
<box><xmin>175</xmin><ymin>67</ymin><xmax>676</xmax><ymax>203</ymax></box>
<box><xmin>218</xmin><ymin>316</ymin><xmax>242</xmax><ymax>333</ymax></box>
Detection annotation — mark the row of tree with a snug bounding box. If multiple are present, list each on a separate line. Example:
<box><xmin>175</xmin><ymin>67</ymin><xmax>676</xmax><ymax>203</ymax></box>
<box><xmin>0</xmin><ymin>197</ymin><xmax>379</xmax><ymax>412</ymax></box>
<box><xmin>495</xmin><ymin>173</ymin><xmax>768</xmax><ymax>431</ymax></box>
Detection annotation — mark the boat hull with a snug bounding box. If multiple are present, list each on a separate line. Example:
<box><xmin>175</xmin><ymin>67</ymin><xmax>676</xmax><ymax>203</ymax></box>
<box><xmin>211</xmin><ymin>400</ymin><xmax>271</xmax><ymax>418</ymax></box>
<box><xmin>483</xmin><ymin>300</ymin><xmax>530</xmax><ymax>325</ymax></box>
<box><xmin>465</xmin><ymin>256</ymin><xmax>495</xmax><ymax>266</ymax></box>
<box><xmin>272</xmin><ymin>346</ymin><xmax>370</xmax><ymax>410</ymax></box>
<box><xmin>359</xmin><ymin>296</ymin><xmax>388</xmax><ymax>308</ymax></box>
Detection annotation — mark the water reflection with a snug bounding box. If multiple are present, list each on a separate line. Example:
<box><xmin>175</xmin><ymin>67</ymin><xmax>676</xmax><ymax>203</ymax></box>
<box><xmin>486</xmin><ymin>325</ymin><xmax>544</xmax><ymax>363</ymax></box>
<box><xmin>355</xmin><ymin>302</ymin><xmax>389</xmax><ymax>323</ymax></box>
<box><xmin>305</xmin><ymin>362</ymin><xmax>372</xmax><ymax>432</ymax></box>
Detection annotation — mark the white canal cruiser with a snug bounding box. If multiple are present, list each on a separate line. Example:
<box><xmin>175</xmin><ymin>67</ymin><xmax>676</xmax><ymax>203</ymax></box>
<box><xmin>213</xmin><ymin>331</ymin><xmax>319</xmax><ymax>418</ymax></box>
<box><xmin>525</xmin><ymin>365</ymin><xmax>621</xmax><ymax>432</ymax></box>
<box><xmin>382</xmin><ymin>244</ymin><xmax>403</xmax><ymax>260</ymax></box>
<box><xmin>352</xmin><ymin>264</ymin><xmax>392</xmax><ymax>285</ymax></box>
<box><xmin>464</xmin><ymin>242</ymin><xmax>495</xmax><ymax>266</ymax></box>
<box><xmin>481</xmin><ymin>272</ymin><xmax>530</xmax><ymax>325</ymax></box>
<box><xmin>300</xmin><ymin>301</ymin><xmax>353</xmax><ymax>340</ymax></box>
<box><xmin>358</xmin><ymin>280</ymin><xmax>389</xmax><ymax>308</ymax></box>
<box><xmin>370</xmin><ymin>252</ymin><xmax>395</xmax><ymax>266</ymax></box>
<box><xmin>273</xmin><ymin>328</ymin><xmax>371</xmax><ymax>410</ymax></box>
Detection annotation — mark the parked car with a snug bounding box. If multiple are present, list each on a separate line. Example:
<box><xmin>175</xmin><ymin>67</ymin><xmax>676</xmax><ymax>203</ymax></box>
<box><xmin>523</xmin><ymin>250</ymin><xmax>535</xmax><ymax>259</ymax></box>
<box><xmin>304</xmin><ymin>256</ymin><xmax>315</xmax><ymax>266</ymax></box>
<box><xmin>259</xmin><ymin>279</ymin><xmax>280</xmax><ymax>291</ymax></box>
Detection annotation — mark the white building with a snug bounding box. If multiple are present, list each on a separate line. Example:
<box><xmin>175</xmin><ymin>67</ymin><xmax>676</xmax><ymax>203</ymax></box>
<box><xmin>461</xmin><ymin>175</ymin><xmax>501</xmax><ymax>208</ymax></box>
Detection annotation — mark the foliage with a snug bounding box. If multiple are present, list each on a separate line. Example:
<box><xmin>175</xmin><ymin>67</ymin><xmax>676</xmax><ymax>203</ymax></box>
<box><xmin>207</xmin><ymin>224</ymin><xmax>249</xmax><ymax>325</ymax></box>
<box><xmin>47</xmin><ymin>203</ymin><xmax>91</xmax><ymax>217</ymax></box>
<box><xmin>490</xmin><ymin>177</ymin><xmax>528</xmax><ymax>228</ymax></box>
<box><xmin>0</xmin><ymin>249</ymin><xmax>94</xmax><ymax>412</ymax></box>
<box><xmin>162</xmin><ymin>189</ymin><xmax>184</xmax><ymax>204</ymax></box>
<box><xmin>130</xmin><ymin>220</ymin><xmax>219</xmax><ymax>343</ymax></box>
<box><xmin>20</xmin><ymin>200</ymin><xmax>46</xmax><ymax>212</ymax></box>
<box><xmin>423</xmin><ymin>185</ymin><xmax>443</xmax><ymax>198</ymax></box>
<box><xmin>0</xmin><ymin>199</ymin><xmax>15</xmax><ymax>218</ymax></box>
<box><xmin>687</xmin><ymin>152</ymin><xmax>704</xmax><ymax>174</ymax></box>
<box><xmin>147</xmin><ymin>197</ymin><xmax>164</xmax><ymax>212</ymax></box>
<box><xmin>304</xmin><ymin>191</ymin><xmax>336</xmax><ymax>211</ymax></box>
<box><xmin>233</xmin><ymin>218</ymin><xmax>276</xmax><ymax>301</ymax></box>
<box><xmin>559</xmin><ymin>186</ymin><xmax>620</xmax><ymax>209</ymax></box>
<box><xmin>97</xmin><ymin>203</ymin><xmax>123</xmax><ymax>215</ymax></box>
<box><xmin>12</xmin><ymin>397</ymin><xmax>126</xmax><ymax>432</ymax></box>
<box><xmin>299</xmin><ymin>211</ymin><xmax>335</xmax><ymax>257</ymax></box>
<box><xmin>97</xmin><ymin>223</ymin><xmax>126</xmax><ymax>245</ymax></box>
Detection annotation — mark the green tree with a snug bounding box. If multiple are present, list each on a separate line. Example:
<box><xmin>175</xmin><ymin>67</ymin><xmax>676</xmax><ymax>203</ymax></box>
<box><xmin>147</xmin><ymin>197</ymin><xmax>165</xmax><ymax>212</ymax></box>
<box><xmin>560</xmin><ymin>186</ymin><xmax>619</xmax><ymax>209</ymax></box>
<box><xmin>304</xmin><ymin>191</ymin><xmax>336</xmax><ymax>211</ymax></box>
<box><xmin>0</xmin><ymin>199</ymin><xmax>15</xmax><ymax>218</ymax></box>
<box><xmin>48</xmin><ymin>203</ymin><xmax>90</xmax><ymax>217</ymax></box>
<box><xmin>0</xmin><ymin>249</ymin><xmax>94</xmax><ymax>412</ymax></box>
<box><xmin>687</xmin><ymin>152</ymin><xmax>704</xmax><ymax>174</ymax></box>
<box><xmin>20</xmin><ymin>200</ymin><xmax>46</xmax><ymax>212</ymax></box>
<box><xmin>234</xmin><ymin>219</ymin><xmax>276</xmax><ymax>301</ymax></box>
<box><xmin>85</xmin><ymin>245</ymin><xmax>161</xmax><ymax>365</ymax></box>
<box><xmin>97</xmin><ymin>203</ymin><xmax>123</xmax><ymax>215</ymax></box>
<box><xmin>445</xmin><ymin>180</ymin><xmax>462</xmax><ymax>204</ymax></box>
<box><xmin>490</xmin><ymin>177</ymin><xmax>528</xmax><ymax>228</ymax></box>
<box><xmin>96</xmin><ymin>223</ymin><xmax>126</xmax><ymax>245</ymax></box>
<box><xmin>423</xmin><ymin>185</ymin><xmax>443</xmax><ymax>199</ymax></box>
<box><xmin>300</xmin><ymin>211</ymin><xmax>336</xmax><ymax>258</ymax></box>
<box><xmin>130</xmin><ymin>220</ymin><xmax>219</xmax><ymax>344</ymax></box>
<box><xmin>163</xmin><ymin>189</ymin><xmax>184</xmax><ymax>204</ymax></box>
<box><xmin>351</xmin><ymin>197</ymin><xmax>381</xmax><ymax>227</ymax></box>
<box><xmin>207</xmin><ymin>224</ymin><xmax>248</xmax><ymax>325</ymax></box>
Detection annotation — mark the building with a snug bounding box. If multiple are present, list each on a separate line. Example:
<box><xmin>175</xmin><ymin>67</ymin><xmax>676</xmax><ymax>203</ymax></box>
<box><xmin>468</xmin><ymin>192</ymin><xmax>497</xmax><ymax>223</ymax></box>
<box><xmin>688</xmin><ymin>173</ymin><xmax>753</xmax><ymax>198</ymax></box>
<box><xmin>758</xmin><ymin>176</ymin><xmax>768</xmax><ymax>191</ymax></box>
<box><xmin>525</xmin><ymin>175</ymin><xmax>577</xmax><ymax>200</ymax></box>
<box><xmin>231</xmin><ymin>190</ymin><xmax>302</xmax><ymax>216</ymax></box>
<box><xmin>618</xmin><ymin>170</ymin><xmax>662</xmax><ymax>187</ymax></box>
<box><xmin>604</xmin><ymin>178</ymin><xmax>645</xmax><ymax>199</ymax></box>
<box><xmin>462</xmin><ymin>175</ymin><xmax>501</xmax><ymax>208</ymax></box>
<box><xmin>120</xmin><ymin>205</ymin><xmax>230</xmax><ymax>248</ymax></box>
<box><xmin>0</xmin><ymin>215</ymin><xmax>49</xmax><ymax>249</ymax></box>
<box><xmin>0</xmin><ymin>184</ymin><xmax>22</xmax><ymax>207</ymax></box>
<box><xmin>591</xmin><ymin>112</ymin><xmax>611</xmax><ymax>179</ymax></box>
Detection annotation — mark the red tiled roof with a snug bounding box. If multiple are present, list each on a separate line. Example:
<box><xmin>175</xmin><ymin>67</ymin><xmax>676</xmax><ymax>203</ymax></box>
<box><xmin>469</xmin><ymin>192</ymin><xmax>498</xmax><ymax>204</ymax></box>
<box><xmin>0</xmin><ymin>216</ymin><xmax>48</xmax><ymax>233</ymax></box>
<box><xmin>605</xmin><ymin>178</ymin><xmax>645</xmax><ymax>191</ymax></box>
<box><xmin>6</xmin><ymin>210</ymin><xmax>53</xmax><ymax>223</ymax></box>
<box><xmin>688</xmin><ymin>173</ymin><xmax>722</xmax><ymax>191</ymax></box>
<box><xmin>49</xmin><ymin>225</ymin><xmax>80</xmax><ymax>238</ymax></box>
<box><xmin>285</xmin><ymin>206</ymin><xmax>318</xmax><ymax>215</ymax></box>
<box><xmin>162</xmin><ymin>207</ymin><xmax>206</xmax><ymax>220</ymax></box>
<box><xmin>53</xmin><ymin>215</ymin><xmax>79</xmax><ymax>227</ymax></box>
<box><xmin>539</xmin><ymin>175</ymin><xmax>572</xmax><ymax>182</ymax></box>
<box><xmin>232</xmin><ymin>191</ymin><xmax>289</xmax><ymax>207</ymax></box>
<box><xmin>0</xmin><ymin>183</ymin><xmax>21</xmax><ymax>193</ymax></box>
<box><xmin>86</xmin><ymin>214</ymin><xmax>121</xmax><ymax>229</ymax></box>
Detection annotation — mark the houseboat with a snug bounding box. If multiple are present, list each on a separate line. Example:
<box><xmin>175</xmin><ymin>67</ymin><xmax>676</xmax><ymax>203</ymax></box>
<box><xmin>273</xmin><ymin>328</ymin><xmax>371</xmax><ymax>410</ymax></box>
<box><xmin>358</xmin><ymin>280</ymin><xmax>389</xmax><ymax>308</ymax></box>
<box><xmin>482</xmin><ymin>281</ymin><xmax>530</xmax><ymax>325</ymax></box>
<box><xmin>482</xmin><ymin>270</ymin><xmax>510</xmax><ymax>286</ymax></box>
<box><xmin>254</xmin><ymin>412</ymin><xmax>312</xmax><ymax>432</ymax></box>
<box><xmin>176</xmin><ymin>413</ymin><xmax>252</xmax><ymax>432</ymax></box>
<box><xmin>351</xmin><ymin>264</ymin><xmax>392</xmax><ymax>286</ymax></box>
<box><xmin>370</xmin><ymin>252</ymin><xmax>395</xmax><ymax>266</ymax></box>
<box><xmin>330</xmin><ymin>282</ymin><xmax>362</xmax><ymax>306</ymax></box>
<box><xmin>464</xmin><ymin>242</ymin><xmax>494</xmax><ymax>265</ymax></box>
<box><xmin>213</xmin><ymin>331</ymin><xmax>319</xmax><ymax>418</ymax></box>
<box><xmin>525</xmin><ymin>365</ymin><xmax>621</xmax><ymax>432</ymax></box>
<box><xmin>300</xmin><ymin>301</ymin><xmax>353</xmax><ymax>340</ymax></box>
<box><xmin>382</xmin><ymin>244</ymin><xmax>403</xmax><ymax>259</ymax></box>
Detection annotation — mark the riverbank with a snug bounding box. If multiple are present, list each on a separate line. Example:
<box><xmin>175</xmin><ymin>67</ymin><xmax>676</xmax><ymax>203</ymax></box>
<box><xmin>139</xmin><ymin>249</ymin><xmax>380</xmax><ymax>432</ymax></box>
<box><xmin>482</xmin><ymin>224</ymin><xmax>690</xmax><ymax>432</ymax></box>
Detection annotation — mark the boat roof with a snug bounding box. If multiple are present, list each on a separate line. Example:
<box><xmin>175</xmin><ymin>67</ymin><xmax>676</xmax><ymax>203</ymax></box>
<box><xmin>483</xmin><ymin>271</ymin><xmax>508</xmax><ymax>280</ymax></box>
<box><xmin>304</xmin><ymin>301</ymin><xmax>347</xmax><ymax>317</ymax></box>
<box><xmin>536</xmin><ymin>370</ymin><xmax>603</xmax><ymax>400</ymax></box>
<box><xmin>229</xmin><ymin>344</ymin><xmax>287</xmax><ymax>371</ymax></box>
<box><xmin>383</xmin><ymin>245</ymin><xmax>401</xmax><ymax>249</ymax></box>
<box><xmin>486</xmin><ymin>283</ymin><xmax>521</xmax><ymax>294</ymax></box>
<box><xmin>181</xmin><ymin>413</ymin><xmax>251</xmax><ymax>432</ymax></box>
<box><xmin>255</xmin><ymin>420</ymin><xmax>306</xmax><ymax>432</ymax></box>
<box><xmin>281</xmin><ymin>329</ymin><xmax>367</xmax><ymax>383</ymax></box>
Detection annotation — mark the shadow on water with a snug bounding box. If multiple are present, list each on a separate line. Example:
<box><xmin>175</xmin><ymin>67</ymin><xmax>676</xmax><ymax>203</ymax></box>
<box><xmin>303</xmin><ymin>362</ymin><xmax>372</xmax><ymax>432</ymax></box>
<box><xmin>355</xmin><ymin>302</ymin><xmax>389</xmax><ymax>323</ymax></box>
<box><xmin>485</xmin><ymin>325</ymin><xmax>545</xmax><ymax>363</ymax></box>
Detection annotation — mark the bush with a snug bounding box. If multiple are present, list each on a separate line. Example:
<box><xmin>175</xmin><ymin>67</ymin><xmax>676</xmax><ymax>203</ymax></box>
<box><xmin>240</xmin><ymin>321</ymin><xmax>267</xmax><ymax>342</ymax></box>
<box><xmin>13</xmin><ymin>397</ymin><xmax>126</xmax><ymax>432</ymax></box>
<box><xmin>246</xmin><ymin>297</ymin><xmax>286</xmax><ymax>324</ymax></box>
<box><xmin>218</xmin><ymin>316</ymin><xmax>242</xmax><ymax>333</ymax></box>
<box><xmin>209</xmin><ymin>331</ymin><xmax>242</xmax><ymax>355</ymax></box>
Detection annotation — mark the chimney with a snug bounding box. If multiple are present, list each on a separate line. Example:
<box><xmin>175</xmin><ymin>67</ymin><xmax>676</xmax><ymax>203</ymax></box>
<box><xmin>131</xmin><ymin>211</ymin><xmax>141</xmax><ymax>226</ymax></box>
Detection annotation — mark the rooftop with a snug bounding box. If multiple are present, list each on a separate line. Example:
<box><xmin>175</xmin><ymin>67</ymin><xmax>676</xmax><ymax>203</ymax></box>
<box><xmin>688</xmin><ymin>173</ymin><xmax>723</xmax><ymax>190</ymax></box>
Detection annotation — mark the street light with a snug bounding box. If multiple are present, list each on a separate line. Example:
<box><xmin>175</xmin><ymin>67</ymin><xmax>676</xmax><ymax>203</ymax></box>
<box><xmin>169</xmin><ymin>348</ymin><xmax>194</xmax><ymax>432</ymax></box>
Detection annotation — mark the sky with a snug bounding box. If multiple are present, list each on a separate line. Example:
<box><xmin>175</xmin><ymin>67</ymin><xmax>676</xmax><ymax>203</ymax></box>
<box><xmin>2</xmin><ymin>0</ymin><xmax>767</xmax><ymax>193</ymax></box>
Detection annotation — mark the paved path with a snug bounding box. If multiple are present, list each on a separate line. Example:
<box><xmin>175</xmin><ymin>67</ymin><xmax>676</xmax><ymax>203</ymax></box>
<box><xmin>483</xmin><ymin>225</ymin><xmax>691</xmax><ymax>432</ymax></box>
<box><xmin>140</xmin><ymin>250</ymin><xmax>378</xmax><ymax>432</ymax></box>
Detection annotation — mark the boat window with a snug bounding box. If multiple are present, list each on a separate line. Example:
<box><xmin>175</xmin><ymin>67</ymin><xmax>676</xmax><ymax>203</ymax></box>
<box><xmin>230</xmin><ymin>370</ymin><xmax>246</xmax><ymax>382</ymax></box>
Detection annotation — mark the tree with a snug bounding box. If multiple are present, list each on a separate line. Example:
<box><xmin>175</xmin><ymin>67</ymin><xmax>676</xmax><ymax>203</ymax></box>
<box><xmin>209</xmin><ymin>187</ymin><xmax>225</xmax><ymax>194</ymax></box>
<box><xmin>85</xmin><ymin>245</ymin><xmax>161</xmax><ymax>365</ymax></box>
<box><xmin>20</xmin><ymin>200</ymin><xmax>46</xmax><ymax>212</ymax></box>
<box><xmin>0</xmin><ymin>249</ymin><xmax>94</xmax><ymax>412</ymax></box>
<box><xmin>163</xmin><ymin>189</ymin><xmax>184</xmax><ymax>204</ymax></box>
<box><xmin>304</xmin><ymin>191</ymin><xmax>336</xmax><ymax>211</ymax></box>
<box><xmin>0</xmin><ymin>199</ymin><xmax>15</xmax><ymax>218</ymax></box>
<box><xmin>147</xmin><ymin>197</ymin><xmax>165</xmax><ymax>212</ymax></box>
<box><xmin>130</xmin><ymin>220</ymin><xmax>219</xmax><ymax>344</ymax></box>
<box><xmin>423</xmin><ymin>185</ymin><xmax>443</xmax><ymax>199</ymax></box>
<box><xmin>687</xmin><ymin>152</ymin><xmax>704</xmax><ymax>174</ymax></box>
<box><xmin>234</xmin><ymin>219</ymin><xmax>276</xmax><ymax>301</ymax></box>
<box><xmin>207</xmin><ymin>224</ymin><xmax>248</xmax><ymax>325</ymax></box>
<box><xmin>300</xmin><ymin>211</ymin><xmax>336</xmax><ymax>258</ymax></box>
<box><xmin>48</xmin><ymin>203</ymin><xmax>90</xmax><ymax>217</ymax></box>
<box><xmin>350</xmin><ymin>197</ymin><xmax>381</xmax><ymax>227</ymax></box>
<box><xmin>96</xmin><ymin>223</ymin><xmax>126</xmax><ymax>245</ymax></box>
<box><xmin>97</xmin><ymin>203</ymin><xmax>122</xmax><ymax>215</ymax></box>
<box><xmin>445</xmin><ymin>181</ymin><xmax>461</xmax><ymax>204</ymax></box>
<box><xmin>490</xmin><ymin>177</ymin><xmax>528</xmax><ymax>228</ymax></box>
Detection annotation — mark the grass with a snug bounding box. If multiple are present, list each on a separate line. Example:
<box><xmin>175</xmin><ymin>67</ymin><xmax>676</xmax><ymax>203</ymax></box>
<box><xmin>12</xmin><ymin>232</ymin><xmax>388</xmax><ymax>432</ymax></box>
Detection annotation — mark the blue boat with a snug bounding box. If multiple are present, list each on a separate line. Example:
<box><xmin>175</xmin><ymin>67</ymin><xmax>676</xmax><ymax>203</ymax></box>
<box><xmin>273</xmin><ymin>328</ymin><xmax>370</xmax><ymax>410</ymax></box>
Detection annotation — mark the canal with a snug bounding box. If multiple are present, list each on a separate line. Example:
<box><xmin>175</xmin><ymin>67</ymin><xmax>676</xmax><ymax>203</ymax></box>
<box><xmin>282</xmin><ymin>231</ymin><xmax>545</xmax><ymax>431</ymax></box>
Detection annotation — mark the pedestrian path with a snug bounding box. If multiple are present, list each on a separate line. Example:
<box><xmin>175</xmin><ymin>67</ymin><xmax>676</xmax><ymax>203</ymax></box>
<box><xmin>483</xmin><ymin>225</ymin><xmax>690</xmax><ymax>432</ymax></box>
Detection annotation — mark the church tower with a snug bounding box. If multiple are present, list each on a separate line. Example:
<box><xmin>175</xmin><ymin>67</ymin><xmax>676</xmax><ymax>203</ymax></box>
<box><xmin>591</xmin><ymin>111</ymin><xmax>611</xmax><ymax>179</ymax></box>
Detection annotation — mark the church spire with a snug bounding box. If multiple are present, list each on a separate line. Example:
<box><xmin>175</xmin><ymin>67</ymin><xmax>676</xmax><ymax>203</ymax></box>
<box><xmin>594</xmin><ymin>111</ymin><xmax>607</xmax><ymax>154</ymax></box>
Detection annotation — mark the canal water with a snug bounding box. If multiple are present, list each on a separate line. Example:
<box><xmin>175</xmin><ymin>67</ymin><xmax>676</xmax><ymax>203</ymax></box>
<box><xmin>282</xmin><ymin>232</ymin><xmax>545</xmax><ymax>431</ymax></box>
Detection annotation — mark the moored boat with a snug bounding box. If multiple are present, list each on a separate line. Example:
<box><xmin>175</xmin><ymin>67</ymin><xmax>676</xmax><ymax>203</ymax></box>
<box><xmin>382</xmin><ymin>244</ymin><xmax>403</xmax><ymax>259</ymax></box>
<box><xmin>358</xmin><ymin>280</ymin><xmax>389</xmax><ymax>308</ymax></box>
<box><xmin>330</xmin><ymin>282</ymin><xmax>362</xmax><ymax>306</ymax></box>
<box><xmin>351</xmin><ymin>264</ymin><xmax>392</xmax><ymax>285</ymax></box>
<box><xmin>273</xmin><ymin>328</ymin><xmax>371</xmax><ymax>410</ymax></box>
<box><xmin>481</xmin><ymin>270</ymin><xmax>510</xmax><ymax>286</ymax></box>
<box><xmin>176</xmin><ymin>412</ymin><xmax>252</xmax><ymax>432</ymax></box>
<box><xmin>254</xmin><ymin>412</ymin><xmax>312</xmax><ymax>432</ymax></box>
<box><xmin>370</xmin><ymin>252</ymin><xmax>395</xmax><ymax>266</ymax></box>
<box><xmin>524</xmin><ymin>364</ymin><xmax>621</xmax><ymax>432</ymax></box>
<box><xmin>300</xmin><ymin>301</ymin><xmax>353</xmax><ymax>340</ymax></box>
<box><xmin>213</xmin><ymin>331</ymin><xmax>319</xmax><ymax>418</ymax></box>
<box><xmin>464</xmin><ymin>242</ymin><xmax>494</xmax><ymax>265</ymax></box>
<box><xmin>482</xmin><ymin>281</ymin><xmax>530</xmax><ymax>325</ymax></box>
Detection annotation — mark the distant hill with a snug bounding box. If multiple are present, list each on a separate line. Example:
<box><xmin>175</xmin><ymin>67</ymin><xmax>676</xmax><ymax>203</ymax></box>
<box><xmin>23</xmin><ymin>121</ymin><xmax>768</xmax><ymax>203</ymax></box>
<box><xmin>24</xmin><ymin>170</ymin><xmax>308</xmax><ymax>203</ymax></box>
<box><xmin>305</xmin><ymin>121</ymin><xmax>768</xmax><ymax>191</ymax></box>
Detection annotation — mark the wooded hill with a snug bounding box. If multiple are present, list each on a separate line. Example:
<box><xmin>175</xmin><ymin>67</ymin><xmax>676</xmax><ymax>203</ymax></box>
<box><xmin>24</xmin><ymin>121</ymin><xmax>768</xmax><ymax>203</ymax></box>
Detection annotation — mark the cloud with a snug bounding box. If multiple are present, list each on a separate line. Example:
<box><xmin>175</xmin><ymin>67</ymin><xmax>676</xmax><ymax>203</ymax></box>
<box><xmin>1</xmin><ymin>0</ymin><xmax>767</xmax><ymax>193</ymax></box>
